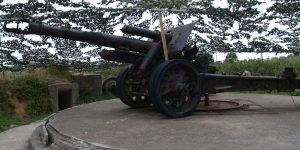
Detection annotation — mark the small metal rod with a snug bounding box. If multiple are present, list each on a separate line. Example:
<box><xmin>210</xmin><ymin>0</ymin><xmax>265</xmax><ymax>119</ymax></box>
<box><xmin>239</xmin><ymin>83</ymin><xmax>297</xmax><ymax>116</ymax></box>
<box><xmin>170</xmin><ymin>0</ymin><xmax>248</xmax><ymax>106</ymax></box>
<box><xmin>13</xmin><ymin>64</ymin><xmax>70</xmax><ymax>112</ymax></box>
<box><xmin>204</xmin><ymin>93</ymin><xmax>209</xmax><ymax>106</ymax></box>
<box><xmin>158</xmin><ymin>11</ymin><xmax>169</xmax><ymax>61</ymax></box>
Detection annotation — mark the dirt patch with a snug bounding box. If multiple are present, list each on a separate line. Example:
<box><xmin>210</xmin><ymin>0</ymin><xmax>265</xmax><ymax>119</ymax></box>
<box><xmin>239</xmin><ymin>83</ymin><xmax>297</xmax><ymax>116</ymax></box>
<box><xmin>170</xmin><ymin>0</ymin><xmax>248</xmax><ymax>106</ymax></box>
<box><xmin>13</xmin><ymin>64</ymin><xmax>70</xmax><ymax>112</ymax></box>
<box><xmin>6</xmin><ymin>91</ymin><xmax>28</xmax><ymax>118</ymax></box>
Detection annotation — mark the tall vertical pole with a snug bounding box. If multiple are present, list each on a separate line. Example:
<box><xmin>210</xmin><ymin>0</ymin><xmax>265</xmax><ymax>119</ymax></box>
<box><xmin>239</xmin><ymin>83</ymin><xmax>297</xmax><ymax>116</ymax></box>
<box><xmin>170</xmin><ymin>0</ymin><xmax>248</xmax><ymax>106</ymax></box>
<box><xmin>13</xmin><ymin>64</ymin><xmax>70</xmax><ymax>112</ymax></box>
<box><xmin>158</xmin><ymin>11</ymin><xmax>169</xmax><ymax>61</ymax></box>
<box><xmin>0</xmin><ymin>33</ymin><xmax>4</xmax><ymax>78</ymax></box>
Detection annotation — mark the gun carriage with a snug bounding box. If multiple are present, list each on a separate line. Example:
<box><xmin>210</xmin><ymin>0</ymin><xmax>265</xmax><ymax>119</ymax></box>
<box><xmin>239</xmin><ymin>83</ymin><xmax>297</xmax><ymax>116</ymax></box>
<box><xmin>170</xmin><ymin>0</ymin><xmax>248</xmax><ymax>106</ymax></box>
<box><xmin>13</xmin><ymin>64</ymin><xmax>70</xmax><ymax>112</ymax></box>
<box><xmin>3</xmin><ymin>19</ymin><xmax>300</xmax><ymax>118</ymax></box>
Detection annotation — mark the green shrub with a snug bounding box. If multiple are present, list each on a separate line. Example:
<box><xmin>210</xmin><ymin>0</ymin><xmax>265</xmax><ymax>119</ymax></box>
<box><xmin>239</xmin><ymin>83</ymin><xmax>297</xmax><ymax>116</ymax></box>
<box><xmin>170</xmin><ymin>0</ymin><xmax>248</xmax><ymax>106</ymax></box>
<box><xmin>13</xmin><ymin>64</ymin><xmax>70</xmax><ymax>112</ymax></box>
<box><xmin>217</xmin><ymin>56</ymin><xmax>300</xmax><ymax>76</ymax></box>
<box><xmin>0</xmin><ymin>89</ymin><xmax>14</xmax><ymax>115</ymax></box>
<box><xmin>26</xmin><ymin>96</ymin><xmax>51</xmax><ymax>116</ymax></box>
<box><xmin>0</xmin><ymin>115</ymin><xmax>27</xmax><ymax>132</ymax></box>
<box><xmin>12</xmin><ymin>76</ymin><xmax>45</xmax><ymax>101</ymax></box>
<box><xmin>99</xmin><ymin>65</ymin><xmax>124</xmax><ymax>80</ymax></box>
<box><xmin>0</xmin><ymin>81</ymin><xmax>14</xmax><ymax>115</ymax></box>
<box><xmin>46</xmin><ymin>65</ymin><xmax>72</xmax><ymax>80</ymax></box>
<box><xmin>292</xmin><ymin>89</ymin><xmax>300</xmax><ymax>96</ymax></box>
<box><xmin>76</xmin><ymin>92</ymin><xmax>115</xmax><ymax>105</ymax></box>
<box><xmin>11</xmin><ymin>76</ymin><xmax>52</xmax><ymax>117</ymax></box>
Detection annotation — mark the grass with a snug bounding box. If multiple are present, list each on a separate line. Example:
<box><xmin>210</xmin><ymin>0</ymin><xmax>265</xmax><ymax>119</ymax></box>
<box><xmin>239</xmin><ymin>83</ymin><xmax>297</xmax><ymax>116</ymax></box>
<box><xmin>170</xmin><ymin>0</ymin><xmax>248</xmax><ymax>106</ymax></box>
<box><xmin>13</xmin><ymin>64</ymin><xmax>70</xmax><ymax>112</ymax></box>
<box><xmin>0</xmin><ymin>91</ymin><xmax>116</xmax><ymax>132</ymax></box>
<box><xmin>0</xmin><ymin>75</ymin><xmax>52</xmax><ymax>132</ymax></box>
<box><xmin>0</xmin><ymin>67</ymin><xmax>71</xmax><ymax>132</ymax></box>
<box><xmin>0</xmin><ymin>114</ymin><xmax>47</xmax><ymax>132</ymax></box>
<box><xmin>97</xmin><ymin>64</ymin><xmax>125</xmax><ymax>80</ymax></box>
<box><xmin>0</xmin><ymin>116</ymin><xmax>29</xmax><ymax>132</ymax></box>
<box><xmin>76</xmin><ymin>92</ymin><xmax>116</xmax><ymax>105</ymax></box>
<box><xmin>216</xmin><ymin>55</ymin><xmax>300</xmax><ymax>96</ymax></box>
<box><xmin>230</xmin><ymin>89</ymin><xmax>300</xmax><ymax>96</ymax></box>
<box><xmin>0</xmin><ymin>66</ymin><xmax>71</xmax><ymax>81</ymax></box>
<box><xmin>216</xmin><ymin>55</ymin><xmax>300</xmax><ymax>76</ymax></box>
<box><xmin>12</xmin><ymin>76</ymin><xmax>53</xmax><ymax>116</ymax></box>
<box><xmin>0</xmin><ymin>66</ymin><xmax>120</xmax><ymax>132</ymax></box>
<box><xmin>0</xmin><ymin>80</ymin><xmax>14</xmax><ymax>116</ymax></box>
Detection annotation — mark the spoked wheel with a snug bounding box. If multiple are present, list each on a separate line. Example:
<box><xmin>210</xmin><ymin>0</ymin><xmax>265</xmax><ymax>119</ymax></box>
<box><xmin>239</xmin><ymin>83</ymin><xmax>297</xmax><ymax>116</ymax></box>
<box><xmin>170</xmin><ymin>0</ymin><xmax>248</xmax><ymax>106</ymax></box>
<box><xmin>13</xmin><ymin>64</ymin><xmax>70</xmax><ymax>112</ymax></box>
<box><xmin>116</xmin><ymin>65</ymin><xmax>150</xmax><ymax>108</ymax></box>
<box><xmin>102</xmin><ymin>77</ymin><xmax>117</xmax><ymax>94</ymax></box>
<box><xmin>149</xmin><ymin>59</ymin><xmax>201</xmax><ymax>118</ymax></box>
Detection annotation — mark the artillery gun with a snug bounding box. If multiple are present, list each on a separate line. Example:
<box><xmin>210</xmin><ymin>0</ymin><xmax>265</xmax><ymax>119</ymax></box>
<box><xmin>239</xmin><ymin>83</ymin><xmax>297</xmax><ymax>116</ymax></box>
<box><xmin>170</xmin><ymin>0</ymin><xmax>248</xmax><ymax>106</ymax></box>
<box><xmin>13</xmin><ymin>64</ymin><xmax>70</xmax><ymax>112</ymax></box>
<box><xmin>3</xmin><ymin>19</ymin><xmax>300</xmax><ymax>118</ymax></box>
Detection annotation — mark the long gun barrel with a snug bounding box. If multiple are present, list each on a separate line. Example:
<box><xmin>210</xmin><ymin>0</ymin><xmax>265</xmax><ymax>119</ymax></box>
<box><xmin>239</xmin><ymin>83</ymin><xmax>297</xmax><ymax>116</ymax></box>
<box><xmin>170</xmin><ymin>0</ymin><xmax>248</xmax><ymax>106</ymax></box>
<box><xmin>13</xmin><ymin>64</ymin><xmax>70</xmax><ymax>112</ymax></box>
<box><xmin>3</xmin><ymin>19</ymin><xmax>195</xmax><ymax>70</ymax></box>
<box><xmin>121</xmin><ymin>25</ymin><xmax>172</xmax><ymax>41</ymax></box>
<box><xmin>3</xmin><ymin>19</ymin><xmax>155</xmax><ymax>53</ymax></box>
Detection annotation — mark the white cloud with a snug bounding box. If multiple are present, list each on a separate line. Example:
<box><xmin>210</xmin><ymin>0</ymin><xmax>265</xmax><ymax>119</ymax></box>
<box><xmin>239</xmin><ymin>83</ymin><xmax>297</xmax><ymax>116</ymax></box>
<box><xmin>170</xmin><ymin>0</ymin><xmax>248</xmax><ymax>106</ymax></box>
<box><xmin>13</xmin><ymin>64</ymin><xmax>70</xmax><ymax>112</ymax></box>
<box><xmin>47</xmin><ymin>47</ymin><xmax>56</xmax><ymax>54</ymax></box>
<box><xmin>1</xmin><ymin>0</ymin><xmax>27</xmax><ymax>5</ymax></box>
<box><xmin>81</xmin><ymin>46</ymin><xmax>97</xmax><ymax>53</ymax></box>
<box><xmin>212</xmin><ymin>0</ymin><xmax>229</xmax><ymax>8</ymax></box>
<box><xmin>11</xmin><ymin>50</ymin><xmax>23</xmax><ymax>59</ymax></box>
<box><xmin>24</xmin><ymin>35</ymin><xmax>42</xmax><ymax>41</ymax></box>
<box><xmin>256</xmin><ymin>0</ymin><xmax>275</xmax><ymax>13</ymax></box>
<box><xmin>214</xmin><ymin>52</ymin><xmax>289</xmax><ymax>62</ymax></box>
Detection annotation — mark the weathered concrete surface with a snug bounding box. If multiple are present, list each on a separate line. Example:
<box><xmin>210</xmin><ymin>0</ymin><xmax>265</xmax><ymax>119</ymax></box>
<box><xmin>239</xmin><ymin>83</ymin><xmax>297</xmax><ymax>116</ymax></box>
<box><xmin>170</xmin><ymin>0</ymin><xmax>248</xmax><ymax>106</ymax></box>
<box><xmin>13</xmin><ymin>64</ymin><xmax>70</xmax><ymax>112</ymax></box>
<box><xmin>44</xmin><ymin>93</ymin><xmax>300</xmax><ymax>150</ymax></box>
<box><xmin>0</xmin><ymin>121</ymin><xmax>42</xmax><ymax>150</ymax></box>
<box><xmin>48</xmin><ymin>82</ymin><xmax>79</xmax><ymax>111</ymax></box>
<box><xmin>72</xmin><ymin>74</ymin><xmax>102</xmax><ymax>96</ymax></box>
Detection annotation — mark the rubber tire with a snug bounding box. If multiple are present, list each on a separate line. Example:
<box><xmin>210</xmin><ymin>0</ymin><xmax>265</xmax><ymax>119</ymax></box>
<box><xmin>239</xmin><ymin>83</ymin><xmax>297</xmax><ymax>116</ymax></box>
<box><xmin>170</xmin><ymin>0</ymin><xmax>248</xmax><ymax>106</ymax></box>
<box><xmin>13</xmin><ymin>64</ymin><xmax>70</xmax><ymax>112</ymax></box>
<box><xmin>149</xmin><ymin>59</ymin><xmax>201</xmax><ymax>118</ymax></box>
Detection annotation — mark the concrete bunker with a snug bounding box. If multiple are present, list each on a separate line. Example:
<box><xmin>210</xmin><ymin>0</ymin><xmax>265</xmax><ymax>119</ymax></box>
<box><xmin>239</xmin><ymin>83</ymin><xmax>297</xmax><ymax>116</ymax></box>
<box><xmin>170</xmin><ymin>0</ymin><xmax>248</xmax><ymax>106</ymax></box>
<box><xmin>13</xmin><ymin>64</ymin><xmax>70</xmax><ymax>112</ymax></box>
<box><xmin>71</xmin><ymin>74</ymin><xmax>102</xmax><ymax>96</ymax></box>
<box><xmin>58</xmin><ymin>89</ymin><xmax>73</xmax><ymax>110</ymax></box>
<box><xmin>48</xmin><ymin>83</ymin><xmax>79</xmax><ymax>111</ymax></box>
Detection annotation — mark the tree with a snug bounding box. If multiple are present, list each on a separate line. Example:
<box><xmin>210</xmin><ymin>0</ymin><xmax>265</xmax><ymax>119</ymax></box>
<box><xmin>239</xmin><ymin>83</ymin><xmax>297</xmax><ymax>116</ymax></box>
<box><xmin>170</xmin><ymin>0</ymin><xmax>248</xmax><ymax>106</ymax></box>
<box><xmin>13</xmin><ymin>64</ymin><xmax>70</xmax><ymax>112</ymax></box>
<box><xmin>266</xmin><ymin>0</ymin><xmax>300</xmax><ymax>54</ymax></box>
<box><xmin>204</xmin><ymin>53</ymin><xmax>214</xmax><ymax>63</ymax></box>
<box><xmin>0</xmin><ymin>0</ymin><xmax>298</xmax><ymax>71</ymax></box>
<box><xmin>225</xmin><ymin>52</ymin><xmax>238</xmax><ymax>63</ymax></box>
<box><xmin>0</xmin><ymin>0</ymin><xmax>113</xmax><ymax>70</ymax></box>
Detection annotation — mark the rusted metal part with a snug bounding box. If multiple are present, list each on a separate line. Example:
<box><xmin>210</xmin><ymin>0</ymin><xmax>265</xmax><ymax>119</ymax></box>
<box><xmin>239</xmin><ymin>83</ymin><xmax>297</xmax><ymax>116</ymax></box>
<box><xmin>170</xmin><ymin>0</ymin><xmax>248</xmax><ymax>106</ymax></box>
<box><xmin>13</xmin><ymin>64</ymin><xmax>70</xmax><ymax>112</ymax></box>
<box><xmin>197</xmin><ymin>100</ymin><xmax>243</xmax><ymax>111</ymax></box>
<box><xmin>197</xmin><ymin>93</ymin><xmax>243</xmax><ymax>111</ymax></box>
<box><xmin>204</xmin><ymin>93</ymin><xmax>209</xmax><ymax>106</ymax></box>
<box><xmin>99</xmin><ymin>50</ymin><xmax>144</xmax><ymax>65</ymax></box>
<box><xmin>200</xmin><ymin>73</ymin><xmax>300</xmax><ymax>94</ymax></box>
<box><xmin>121</xmin><ymin>25</ymin><xmax>172</xmax><ymax>41</ymax></box>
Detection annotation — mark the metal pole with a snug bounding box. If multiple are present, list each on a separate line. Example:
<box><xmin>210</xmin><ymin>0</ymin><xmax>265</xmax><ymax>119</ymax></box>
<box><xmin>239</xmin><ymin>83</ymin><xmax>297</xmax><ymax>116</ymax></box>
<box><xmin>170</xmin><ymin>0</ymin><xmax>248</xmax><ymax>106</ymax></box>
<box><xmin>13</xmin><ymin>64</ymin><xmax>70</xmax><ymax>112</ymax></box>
<box><xmin>158</xmin><ymin>11</ymin><xmax>169</xmax><ymax>61</ymax></box>
<box><xmin>204</xmin><ymin>93</ymin><xmax>210</xmax><ymax>106</ymax></box>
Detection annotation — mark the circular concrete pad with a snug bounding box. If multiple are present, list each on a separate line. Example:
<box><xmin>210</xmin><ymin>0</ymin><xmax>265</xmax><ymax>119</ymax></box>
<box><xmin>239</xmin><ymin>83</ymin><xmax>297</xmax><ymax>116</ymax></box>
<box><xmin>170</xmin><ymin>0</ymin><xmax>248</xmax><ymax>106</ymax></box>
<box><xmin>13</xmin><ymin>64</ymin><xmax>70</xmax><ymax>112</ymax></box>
<box><xmin>197</xmin><ymin>100</ymin><xmax>243</xmax><ymax>111</ymax></box>
<box><xmin>43</xmin><ymin>94</ymin><xmax>300</xmax><ymax>150</ymax></box>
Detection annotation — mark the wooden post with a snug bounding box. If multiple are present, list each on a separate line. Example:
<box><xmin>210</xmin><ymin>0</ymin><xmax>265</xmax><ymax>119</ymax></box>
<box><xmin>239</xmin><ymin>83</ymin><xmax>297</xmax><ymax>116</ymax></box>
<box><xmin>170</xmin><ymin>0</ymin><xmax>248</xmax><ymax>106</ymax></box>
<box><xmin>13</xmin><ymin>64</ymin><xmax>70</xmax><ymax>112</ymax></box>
<box><xmin>1</xmin><ymin>70</ymin><xmax>4</xmax><ymax>78</ymax></box>
<box><xmin>158</xmin><ymin>11</ymin><xmax>169</xmax><ymax>61</ymax></box>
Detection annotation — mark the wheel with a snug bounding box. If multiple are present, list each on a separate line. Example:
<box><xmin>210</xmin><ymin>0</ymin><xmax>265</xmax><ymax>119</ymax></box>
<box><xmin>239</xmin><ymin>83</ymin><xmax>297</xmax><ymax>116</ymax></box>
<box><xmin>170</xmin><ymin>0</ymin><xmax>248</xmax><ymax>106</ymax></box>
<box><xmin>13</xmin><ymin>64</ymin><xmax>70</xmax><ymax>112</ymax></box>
<box><xmin>115</xmin><ymin>65</ymin><xmax>150</xmax><ymax>108</ymax></box>
<box><xmin>102</xmin><ymin>77</ymin><xmax>117</xmax><ymax>94</ymax></box>
<box><xmin>149</xmin><ymin>59</ymin><xmax>201</xmax><ymax>118</ymax></box>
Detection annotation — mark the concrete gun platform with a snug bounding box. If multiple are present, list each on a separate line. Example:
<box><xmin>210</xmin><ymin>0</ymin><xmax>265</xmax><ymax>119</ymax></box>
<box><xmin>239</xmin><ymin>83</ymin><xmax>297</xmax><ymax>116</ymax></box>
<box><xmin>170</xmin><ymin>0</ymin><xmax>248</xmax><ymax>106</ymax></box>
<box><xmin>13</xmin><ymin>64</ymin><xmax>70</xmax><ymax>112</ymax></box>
<box><xmin>31</xmin><ymin>94</ymin><xmax>300</xmax><ymax>150</ymax></box>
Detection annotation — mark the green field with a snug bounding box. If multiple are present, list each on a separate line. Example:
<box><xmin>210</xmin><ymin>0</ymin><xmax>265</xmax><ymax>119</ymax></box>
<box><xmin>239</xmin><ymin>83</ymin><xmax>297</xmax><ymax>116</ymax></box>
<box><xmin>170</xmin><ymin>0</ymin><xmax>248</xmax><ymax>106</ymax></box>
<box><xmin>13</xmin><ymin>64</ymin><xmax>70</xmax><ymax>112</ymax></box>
<box><xmin>216</xmin><ymin>55</ymin><xmax>300</xmax><ymax>76</ymax></box>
